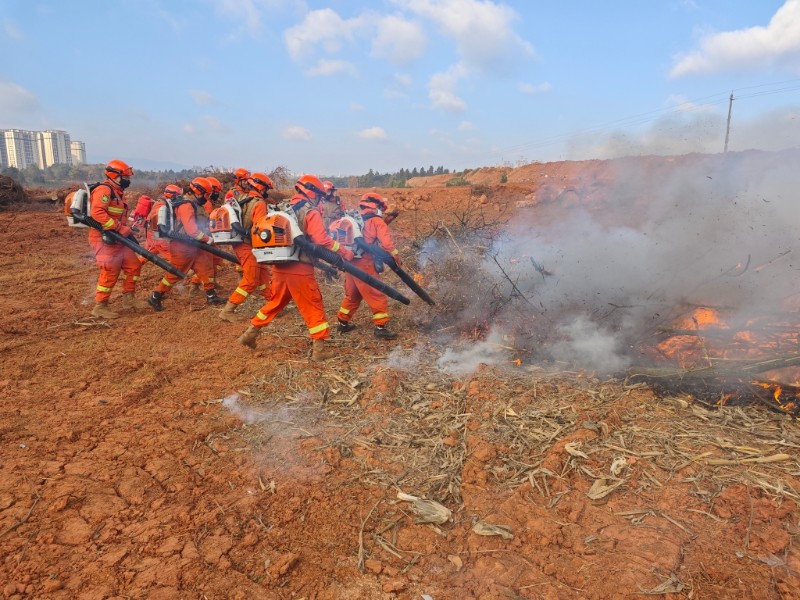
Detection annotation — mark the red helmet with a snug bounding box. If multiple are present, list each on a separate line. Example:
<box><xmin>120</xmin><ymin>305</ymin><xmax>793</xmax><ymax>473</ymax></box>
<box><xmin>234</xmin><ymin>168</ymin><xmax>250</xmax><ymax>183</ymax></box>
<box><xmin>206</xmin><ymin>176</ymin><xmax>222</xmax><ymax>193</ymax></box>
<box><xmin>360</xmin><ymin>192</ymin><xmax>387</xmax><ymax>212</ymax></box>
<box><xmin>163</xmin><ymin>184</ymin><xmax>183</xmax><ymax>200</ymax></box>
<box><xmin>249</xmin><ymin>172</ymin><xmax>274</xmax><ymax>195</ymax></box>
<box><xmin>294</xmin><ymin>174</ymin><xmax>326</xmax><ymax>200</ymax></box>
<box><xmin>105</xmin><ymin>159</ymin><xmax>133</xmax><ymax>180</ymax></box>
<box><xmin>189</xmin><ymin>177</ymin><xmax>212</xmax><ymax>198</ymax></box>
<box><xmin>323</xmin><ymin>180</ymin><xmax>336</xmax><ymax>194</ymax></box>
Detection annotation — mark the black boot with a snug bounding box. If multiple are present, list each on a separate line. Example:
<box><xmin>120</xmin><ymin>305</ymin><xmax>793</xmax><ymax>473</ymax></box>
<box><xmin>337</xmin><ymin>320</ymin><xmax>357</xmax><ymax>334</ymax></box>
<box><xmin>374</xmin><ymin>325</ymin><xmax>397</xmax><ymax>340</ymax></box>
<box><xmin>206</xmin><ymin>289</ymin><xmax>226</xmax><ymax>306</ymax></box>
<box><xmin>147</xmin><ymin>291</ymin><xmax>165</xmax><ymax>312</ymax></box>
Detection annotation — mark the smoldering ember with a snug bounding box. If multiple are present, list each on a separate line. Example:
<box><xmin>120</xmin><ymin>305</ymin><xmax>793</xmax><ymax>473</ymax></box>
<box><xmin>2</xmin><ymin>149</ymin><xmax>799</xmax><ymax>599</ymax></box>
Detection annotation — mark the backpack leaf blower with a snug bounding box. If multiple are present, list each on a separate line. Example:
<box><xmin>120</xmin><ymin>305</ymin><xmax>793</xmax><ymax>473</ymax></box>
<box><xmin>74</xmin><ymin>211</ymin><xmax>188</xmax><ymax>279</ymax></box>
<box><xmin>165</xmin><ymin>232</ymin><xmax>241</xmax><ymax>265</ymax></box>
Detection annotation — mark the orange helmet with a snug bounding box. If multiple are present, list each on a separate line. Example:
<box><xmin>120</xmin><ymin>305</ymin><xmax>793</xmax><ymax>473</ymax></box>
<box><xmin>206</xmin><ymin>176</ymin><xmax>222</xmax><ymax>193</ymax></box>
<box><xmin>294</xmin><ymin>174</ymin><xmax>326</xmax><ymax>200</ymax></box>
<box><xmin>105</xmin><ymin>159</ymin><xmax>133</xmax><ymax>180</ymax></box>
<box><xmin>163</xmin><ymin>184</ymin><xmax>183</xmax><ymax>200</ymax></box>
<box><xmin>189</xmin><ymin>177</ymin><xmax>212</xmax><ymax>198</ymax></box>
<box><xmin>249</xmin><ymin>172</ymin><xmax>274</xmax><ymax>195</ymax></box>
<box><xmin>234</xmin><ymin>168</ymin><xmax>250</xmax><ymax>183</ymax></box>
<box><xmin>323</xmin><ymin>180</ymin><xmax>336</xmax><ymax>194</ymax></box>
<box><xmin>360</xmin><ymin>192</ymin><xmax>387</xmax><ymax>212</ymax></box>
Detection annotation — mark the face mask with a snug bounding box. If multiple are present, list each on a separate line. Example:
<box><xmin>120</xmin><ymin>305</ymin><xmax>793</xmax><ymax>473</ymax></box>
<box><xmin>119</xmin><ymin>178</ymin><xmax>131</xmax><ymax>189</ymax></box>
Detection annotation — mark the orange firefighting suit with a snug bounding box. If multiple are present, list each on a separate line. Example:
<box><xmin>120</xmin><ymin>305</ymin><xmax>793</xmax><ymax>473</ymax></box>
<box><xmin>156</xmin><ymin>201</ymin><xmax>216</xmax><ymax>295</ymax></box>
<box><xmin>88</xmin><ymin>180</ymin><xmax>142</xmax><ymax>303</ymax></box>
<box><xmin>250</xmin><ymin>196</ymin><xmax>354</xmax><ymax>340</ymax></box>
<box><xmin>191</xmin><ymin>197</ymin><xmax>223</xmax><ymax>284</ymax></box>
<box><xmin>337</xmin><ymin>210</ymin><xmax>400</xmax><ymax>327</ymax></box>
<box><xmin>139</xmin><ymin>198</ymin><xmax>171</xmax><ymax>265</ymax></box>
<box><xmin>228</xmin><ymin>192</ymin><xmax>271</xmax><ymax>306</ymax></box>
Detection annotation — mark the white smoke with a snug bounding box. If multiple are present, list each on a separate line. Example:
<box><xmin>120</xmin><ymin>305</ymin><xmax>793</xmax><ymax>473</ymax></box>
<box><xmin>431</xmin><ymin>149</ymin><xmax>800</xmax><ymax>375</ymax></box>
<box><xmin>437</xmin><ymin>329</ymin><xmax>512</xmax><ymax>375</ymax></box>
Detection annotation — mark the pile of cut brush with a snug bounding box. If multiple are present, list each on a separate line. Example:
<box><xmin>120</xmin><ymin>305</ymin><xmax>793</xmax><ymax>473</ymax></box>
<box><xmin>0</xmin><ymin>175</ymin><xmax>27</xmax><ymax>210</ymax></box>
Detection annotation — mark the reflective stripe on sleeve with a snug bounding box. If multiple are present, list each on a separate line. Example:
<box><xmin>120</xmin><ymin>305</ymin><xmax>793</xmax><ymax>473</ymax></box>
<box><xmin>309</xmin><ymin>322</ymin><xmax>330</xmax><ymax>335</ymax></box>
<box><xmin>331</xmin><ymin>241</ymin><xmax>340</xmax><ymax>252</ymax></box>
<box><xmin>102</xmin><ymin>218</ymin><xmax>115</xmax><ymax>229</ymax></box>
<box><xmin>108</xmin><ymin>206</ymin><xmax>124</xmax><ymax>215</ymax></box>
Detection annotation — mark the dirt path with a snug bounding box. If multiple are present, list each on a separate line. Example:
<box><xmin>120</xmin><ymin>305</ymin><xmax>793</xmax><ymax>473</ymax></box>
<box><xmin>1</xmin><ymin>198</ymin><xmax>799</xmax><ymax>599</ymax></box>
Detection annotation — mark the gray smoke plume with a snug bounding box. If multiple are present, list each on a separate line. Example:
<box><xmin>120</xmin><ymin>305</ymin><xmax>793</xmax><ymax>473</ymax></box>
<box><xmin>427</xmin><ymin>149</ymin><xmax>800</xmax><ymax>375</ymax></box>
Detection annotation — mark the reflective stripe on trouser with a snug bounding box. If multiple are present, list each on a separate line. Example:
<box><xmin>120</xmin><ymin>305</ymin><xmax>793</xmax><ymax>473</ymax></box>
<box><xmin>89</xmin><ymin>238</ymin><xmax>143</xmax><ymax>302</ymax></box>
<box><xmin>228</xmin><ymin>243</ymin><xmax>272</xmax><ymax>306</ymax></box>
<box><xmin>251</xmin><ymin>262</ymin><xmax>330</xmax><ymax>340</ymax></box>
<box><xmin>337</xmin><ymin>256</ymin><xmax>389</xmax><ymax>326</ymax></box>
<box><xmin>157</xmin><ymin>241</ymin><xmax>204</xmax><ymax>294</ymax></box>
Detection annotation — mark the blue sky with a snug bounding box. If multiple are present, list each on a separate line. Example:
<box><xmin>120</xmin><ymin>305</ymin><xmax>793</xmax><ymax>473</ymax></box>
<box><xmin>1</xmin><ymin>0</ymin><xmax>799</xmax><ymax>174</ymax></box>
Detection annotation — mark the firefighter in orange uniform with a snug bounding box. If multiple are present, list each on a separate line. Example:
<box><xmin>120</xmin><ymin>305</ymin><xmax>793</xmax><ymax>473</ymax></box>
<box><xmin>218</xmin><ymin>172</ymin><xmax>273</xmax><ymax>322</ymax></box>
<box><xmin>238</xmin><ymin>175</ymin><xmax>354</xmax><ymax>361</ymax></box>
<box><xmin>320</xmin><ymin>180</ymin><xmax>344</xmax><ymax>229</ymax></box>
<box><xmin>224</xmin><ymin>168</ymin><xmax>251</xmax><ymax>202</ymax></box>
<box><xmin>142</xmin><ymin>188</ymin><xmax>172</xmax><ymax>262</ymax></box>
<box><xmin>146</xmin><ymin>179</ymin><xmax>226</xmax><ymax>311</ymax></box>
<box><xmin>336</xmin><ymin>193</ymin><xmax>400</xmax><ymax>339</ymax></box>
<box><xmin>88</xmin><ymin>159</ymin><xmax>148</xmax><ymax>319</ymax></box>
<box><xmin>190</xmin><ymin>176</ymin><xmax>225</xmax><ymax>290</ymax></box>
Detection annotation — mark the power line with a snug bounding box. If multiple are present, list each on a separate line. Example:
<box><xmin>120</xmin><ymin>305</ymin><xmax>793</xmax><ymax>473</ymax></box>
<box><xmin>494</xmin><ymin>78</ymin><xmax>800</xmax><ymax>161</ymax></box>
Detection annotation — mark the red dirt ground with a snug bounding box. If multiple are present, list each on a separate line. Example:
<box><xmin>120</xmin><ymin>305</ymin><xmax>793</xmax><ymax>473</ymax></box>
<box><xmin>1</xmin><ymin>154</ymin><xmax>799</xmax><ymax>599</ymax></box>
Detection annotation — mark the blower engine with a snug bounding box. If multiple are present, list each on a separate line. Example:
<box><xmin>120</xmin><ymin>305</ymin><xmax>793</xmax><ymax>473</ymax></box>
<box><xmin>250</xmin><ymin>209</ymin><xmax>304</xmax><ymax>263</ymax></box>
<box><xmin>65</xmin><ymin>184</ymin><xmax>92</xmax><ymax>228</ymax></box>
<box><xmin>209</xmin><ymin>203</ymin><xmax>245</xmax><ymax>244</ymax></box>
<box><xmin>328</xmin><ymin>210</ymin><xmax>366</xmax><ymax>259</ymax></box>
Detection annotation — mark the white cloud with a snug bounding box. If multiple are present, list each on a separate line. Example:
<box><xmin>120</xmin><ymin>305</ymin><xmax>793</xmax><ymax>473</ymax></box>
<box><xmin>0</xmin><ymin>81</ymin><xmax>40</xmax><ymax>113</ymax></box>
<box><xmin>4</xmin><ymin>18</ymin><xmax>23</xmax><ymax>40</ymax></box>
<box><xmin>519</xmin><ymin>81</ymin><xmax>552</xmax><ymax>95</ymax></box>
<box><xmin>282</xmin><ymin>125</ymin><xmax>313</xmax><ymax>141</ymax></box>
<box><xmin>371</xmin><ymin>14</ymin><xmax>426</xmax><ymax>64</ymax></box>
<box><xmin>357</xmin><ymin>127</ymin><xmax>389</xmax><ymax>140</ymax></box>
<box><xmin>351</xmin><ymin>102</ymin><xmax>365</xmax><ymax>112</ymax></box>
<box><xmin>211</xmin><ymin>0</ymin><xmax>306</xmax><ymax>36</ymax></box>
<box><xmin>428</xmin><ymin>64</ymin><xmax>468</xmax><ymax>112</ymax></box>
<box><xmin>304</xmin><ymin>59</ymin><xmax>358</xmax><ymax>77</ymax></box>
<box><xmin>458</xmin><ymin>120</ymin><xmax>475</xmax><ymax>130</ymax></box>
<box><xmin>393</xmin><ymin>0</ymin><xmax>535</xmax><ymax>73</ymax></box>
<box><xmin>188</xmin><ymin>89</ymin><xmax>219</xmax><ymax>106</ymax></box>
<box><xmin>284</xmin><ymin>8</ymin><xmax>368</xmax><ymax>61</ymax></box>
<box><xmin>670</xmin><ymin>0</ymin><xmax>800</xmax><ymax>77</ymax></box>
<box><xmin>384</xmin><ymin>72</ymin><xmax>413</xmax><ymax>99</ymax></box>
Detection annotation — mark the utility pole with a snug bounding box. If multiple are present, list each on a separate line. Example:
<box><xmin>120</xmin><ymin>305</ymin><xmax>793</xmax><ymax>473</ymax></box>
<box><xmin>723</xmin><ymin>93</ymin><xmax>734</xmax><ymax>153</ymax></box>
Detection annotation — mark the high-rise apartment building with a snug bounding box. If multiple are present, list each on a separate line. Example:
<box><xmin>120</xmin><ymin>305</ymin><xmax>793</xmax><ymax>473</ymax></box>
<box><xmin>0</xmin><ymin>129</ymin><xmax>85</xmax><ymax>169</ymax></box>
<box><xmin>2</xmin><ymin>129</ymin><xmax>42</xmax><ymax>169</ymax></box>
<box><xmin>70</xmin><ymin>140</ymin><xmax>86</xmax><ymax>165</ymax></box>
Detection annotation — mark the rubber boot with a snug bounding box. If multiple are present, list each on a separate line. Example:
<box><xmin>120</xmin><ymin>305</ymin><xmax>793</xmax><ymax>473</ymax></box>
<box><xmin>206</xmin><ymin>289</ymin><xmax>226</xmax><ymax>306</ymax></box>
<box><xmin>219</xmin><ymin>301</ymin><xmax>243</xmax><ymax>323</ymax></box>
<box><xmin>91</xmin><ymin>301</ymin><xmax>119</xmax><ymax>319</ymax></box>
<box><xmin>311</xmin><ymin>338</ymin><xmax>335</xmax><ymax>362</ymax></box>
<box><xmin>238</xmin><ymin>325</ymin><xmax>260</xmax><ymax>349</ymax></box>
<box><xmin>337</xmin><ymin>320</ymin><xmax>357</xmax><ymax>334</ymax></box>
<box><xmin>122</xmin><ymin>292</ymin><xmax>148</xmax><ymax>310</ymax></box>
<box><xmin>374</xmin><ymin>325</ymin><xmax>398</xmax><ymax>340</ymax></box>
<box><xmin>147</xmin><ymin>291</ymin><xmax>165</xmax><ymax>312</ymax></box>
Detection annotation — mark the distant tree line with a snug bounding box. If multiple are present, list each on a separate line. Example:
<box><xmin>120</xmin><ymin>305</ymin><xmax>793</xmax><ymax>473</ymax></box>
<box><xmin>1</xmin><ymin>163</ymin><xmax>453</xmax><ymax>189</ymax></box>
<box><xmin>324</xmin><ymin>165</ymin><xmax>451</xmax><ymax>189</ymax></box>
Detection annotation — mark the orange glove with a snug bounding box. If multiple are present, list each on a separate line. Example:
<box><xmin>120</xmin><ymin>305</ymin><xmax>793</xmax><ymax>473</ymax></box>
<box><xmin>340</xmin><ymin>247</ymin><xmax>354</xmax><ymax>261</ymax></box>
